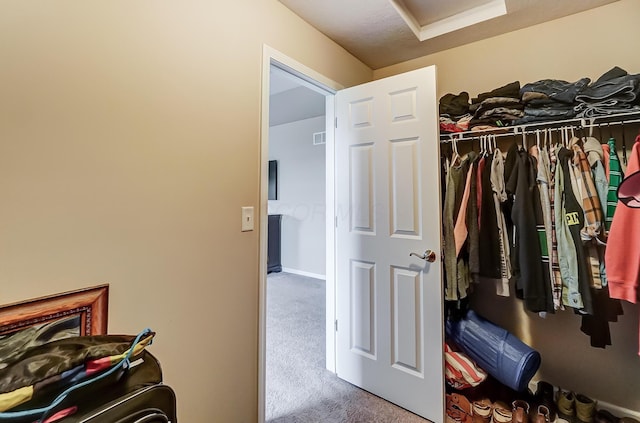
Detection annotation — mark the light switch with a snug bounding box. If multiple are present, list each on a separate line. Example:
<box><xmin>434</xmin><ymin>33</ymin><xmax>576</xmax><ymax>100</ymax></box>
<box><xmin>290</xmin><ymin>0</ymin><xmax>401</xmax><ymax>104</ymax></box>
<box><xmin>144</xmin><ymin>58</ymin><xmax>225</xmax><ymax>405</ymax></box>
<box><xmin>241</xmin><ymin>206</ymin><xmax>254</xmax><ymax>232</ymax></box>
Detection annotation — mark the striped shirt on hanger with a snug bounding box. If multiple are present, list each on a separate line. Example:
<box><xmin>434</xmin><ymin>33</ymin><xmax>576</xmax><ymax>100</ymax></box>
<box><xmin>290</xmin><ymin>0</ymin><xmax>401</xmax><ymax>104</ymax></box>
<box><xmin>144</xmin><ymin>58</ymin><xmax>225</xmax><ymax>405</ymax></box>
<box><xmin>606</xmin><ymin>137</ymin><xmax>624</xmax><ymax>232</ymax></box>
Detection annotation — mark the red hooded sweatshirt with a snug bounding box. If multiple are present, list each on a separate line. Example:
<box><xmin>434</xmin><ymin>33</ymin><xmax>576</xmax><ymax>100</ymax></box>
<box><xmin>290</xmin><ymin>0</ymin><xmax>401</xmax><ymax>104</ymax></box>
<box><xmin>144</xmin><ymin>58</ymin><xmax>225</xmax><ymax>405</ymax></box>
<box><xmin>605</xmin><ymin>135</ymin><xmax>640</xmax><ymax>354</ymax></box>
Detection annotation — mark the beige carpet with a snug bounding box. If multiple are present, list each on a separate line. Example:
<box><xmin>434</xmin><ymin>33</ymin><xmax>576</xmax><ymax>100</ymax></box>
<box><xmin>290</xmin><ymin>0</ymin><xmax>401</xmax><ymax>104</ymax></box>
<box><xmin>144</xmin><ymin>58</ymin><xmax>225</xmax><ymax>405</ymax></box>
<box><xmin>266</xmin><ymin>272</ymin><xmax>428</xmax><ymax>423</ymax></box>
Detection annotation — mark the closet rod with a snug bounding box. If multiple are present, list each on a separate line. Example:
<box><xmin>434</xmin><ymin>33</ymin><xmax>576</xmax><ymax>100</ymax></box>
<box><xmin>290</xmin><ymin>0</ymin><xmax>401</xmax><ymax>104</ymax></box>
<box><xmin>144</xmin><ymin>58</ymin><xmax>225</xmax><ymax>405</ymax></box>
<box><xmin>440</xmin><ymin>112</ymin><xmax>640</xmax><ymax>143</ymax></box>
<box><xmin>441</xmin><ymin>131</ymin><xmax>515</xmax><ymax>143</ymax></box>
<box><xmin>584</xmin><ymin>118</ymin><xmax>640</xmax><ymax>127</ymax></box>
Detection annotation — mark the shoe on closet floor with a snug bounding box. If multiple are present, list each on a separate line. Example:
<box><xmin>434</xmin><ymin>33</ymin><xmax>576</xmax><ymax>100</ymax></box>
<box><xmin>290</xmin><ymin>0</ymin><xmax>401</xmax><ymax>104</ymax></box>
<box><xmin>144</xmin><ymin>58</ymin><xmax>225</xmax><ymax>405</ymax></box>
<box><xmin>493</xmin><ymin>401</ymin><xmax>513</xmax><ymax>423</ymax></box>
<box><xmin>535</xmin><ymin>381</ymin><xmax>558</xmax><ymax>422</ymax></box>
<box><xmin>556</xmin><ymin>390</ymin><xmax>576</xmax><ymax>423</ymax></box>
<box><xmin>533</xmin><ymin>405</ymin><xmax>551</xmax><ymax>423</ymax></box>
<box><xmin>472</xmin><ymin>398</ymin><xmax>493</xmax><ymax>423</ymax></box>
<box><xmin>512</xmin><ymin>400</ymin><xmax>530</xmax><ymax>423</ymax></box>
<box><xmin>575</xmin><ymin>394</ymin><xmax>596</xmax><ymax>423</ymax></box>
<box><xmin>447</xmin><ymin>393</ymin><xmax>473</xmax><ymax>423</ymax></box>
<box><xmin>594</xmin><ymin>409</ymin><xmax>619</xmax><ymax>423</ymax></box>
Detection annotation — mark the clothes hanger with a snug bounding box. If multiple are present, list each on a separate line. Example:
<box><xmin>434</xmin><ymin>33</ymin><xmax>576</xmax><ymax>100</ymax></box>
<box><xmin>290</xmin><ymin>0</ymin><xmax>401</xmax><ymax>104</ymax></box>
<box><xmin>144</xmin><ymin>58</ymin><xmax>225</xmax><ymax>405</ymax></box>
<box><xmin>582</xmin><ymin>118</ymin><xmax>593</xmax><ymax>138</ymax></box>
<box><xmin>605</xmin><ymin>122</ymin><xmax>619</xmax><ymax>158</ymax></box>
<box><xmin>543</xmin><ymin>128</ymin><xmax>549</xmax><ymax>151</ymax></box>
<box><xmin>451</xmin><ymin>134</ymin><xmax>461</xmax><ymax>166</ymax></box>
<box><xmin>483</xmin><ymin>134</ymin><xmax>490</xmax><ymax>157</ymax></box>
<box><xmin>491</xmin><ymin>134</ymin><xmax>497</xmax><ymax>153</ymax></box>
<box><xmin>558</xmin><ymin>127</ymin><xmax>564</xmax><ymax>148</ymax></box>
<box><xmin>597</xmin><ymin>121</ymin><xmax>604</xmax><ymax>142</ymax></box>
<box><xmin>580</xmin><ymin>125</ymin><xmax>590</xmax><ymax>150</ymax></box>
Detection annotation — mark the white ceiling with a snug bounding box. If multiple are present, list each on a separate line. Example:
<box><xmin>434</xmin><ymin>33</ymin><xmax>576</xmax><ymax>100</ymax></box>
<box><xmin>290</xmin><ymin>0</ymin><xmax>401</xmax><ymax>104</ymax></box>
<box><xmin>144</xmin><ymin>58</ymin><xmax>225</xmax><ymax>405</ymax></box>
<box><xmin>278</xmin><ymin>0</ymin><xmax>620</xmax><ymax>69</ymax></box>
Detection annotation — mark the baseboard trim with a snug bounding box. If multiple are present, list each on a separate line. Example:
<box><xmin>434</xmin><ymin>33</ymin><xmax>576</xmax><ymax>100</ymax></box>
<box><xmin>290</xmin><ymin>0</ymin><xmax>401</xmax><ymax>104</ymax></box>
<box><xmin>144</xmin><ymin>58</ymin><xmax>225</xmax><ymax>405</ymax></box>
<box><xmin>528</xmin><ymin>380</ymin><xmax>640</xmax><ymax>419</ymax></box>
<box><xmin>597</xmin><ymin>400</ymin><xmax>640</xmax><ymax>420</ymax></box>
<box><xmin>281</xmin><ymin>268</ymin><xmax>326</xmax><ymax>280</ymax></box>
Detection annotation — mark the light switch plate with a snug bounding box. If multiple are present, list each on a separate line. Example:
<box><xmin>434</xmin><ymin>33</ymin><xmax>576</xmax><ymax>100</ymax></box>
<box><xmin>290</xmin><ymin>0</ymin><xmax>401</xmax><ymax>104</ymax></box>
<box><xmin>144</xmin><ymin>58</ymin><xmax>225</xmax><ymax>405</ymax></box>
<box><xmin>241</xmin><ymin>206</ymin><xmax>254</xmax><ymax>232</ymax></box>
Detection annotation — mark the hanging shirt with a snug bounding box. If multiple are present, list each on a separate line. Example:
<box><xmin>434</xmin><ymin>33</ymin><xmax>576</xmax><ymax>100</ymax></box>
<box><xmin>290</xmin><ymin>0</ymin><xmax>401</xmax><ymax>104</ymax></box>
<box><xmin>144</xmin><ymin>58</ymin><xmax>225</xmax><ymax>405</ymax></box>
<box><xmin>529</xmin><ymin>151</ymin><xmax>554</xmax><ymax>313</ymax></box>
<box><xmin>548</xmin><ymin>145</ymin><xmax>564</xmax><ymax>310</ymax></box>
<box><xmin>606</xmin><ymin>138</ymin><xmax>624</xmax><ymax>232</ymax></box>
<box><xmin>555</xmin><ymin>148</ymin><xmax>583</xmax><ymax>310</ymax></box>
<box><xmin>536</xmin><ymin>148</ymin><xmax>555</xmax><ymax>300</ymax></box>
<box><xmin>605</xmin><ymin>136</ymin><xmax>640</xmax><ymax>355</ymax></box>
<box><xmin>490</xmin><ymin>148</ymin><xmax>511</xmax><ymax>296</ymax></box>
<box><xmin>606</xmin><ymin>136</ymin><xmax>640</xmax><ymax>304</ymax></box>
<box><xmin>571</xmin><ymin>142</ymin><xmax>605</xmax><ymax>241</ymax></box>
<box><xmin>570</xmin><ymin>141</ymin><xmax>605</xmax><ymax>290</ymax></box>
<box><xmin>467</xmin><ymin>159</ymin><xmax>480</xmax><ymax>280</ymax></box>
<box><xmin>591</xmin><ymin>160</ymin><xmax>609</xmax><ymax>287</ymax></box>
<box><xmin>478</xmin><ymin>154</ymin><xmax>502</xmax><ymax>280</ymax></box>
<box><xmin>558</xmin><ymin>148</ymin><xmax>593</xmax><ymax>315</ymax></box>
<box><xmin>454</xmin><ymin>153</ymin><xmax>477</xmax><ymax>256</ymax></box>
<box><xmin>601</xmin><ymin>143</ymin><xmax>611</xmax><ymax>181</ymax></box>
<box><xmin>477</xmin><ymin>156</ymin><xmax>486</xmax><ymax>230</ymax></box>
<box><xmin>443</xmin><ymin>155</ymin><xmax>471</xmax><ymax>301</ymax></box>
<box><xmin>505</xmin><ymin>144</ymin><xmax>548</xmax><ymax>312</ymax></box>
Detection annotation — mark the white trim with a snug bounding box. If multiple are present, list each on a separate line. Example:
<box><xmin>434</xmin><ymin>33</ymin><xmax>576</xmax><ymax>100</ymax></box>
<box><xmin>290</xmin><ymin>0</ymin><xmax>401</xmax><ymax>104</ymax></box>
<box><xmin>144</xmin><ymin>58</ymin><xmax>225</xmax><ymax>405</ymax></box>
<box><xmin>389</xmin><ymin>0</ymin><xmax>507</xmax><ymax>42</ymax></box>
<box><xmin>597</xmin><ymin>400</ymin><xmax>640</xmax><ymax>420</ymax></box>
<box><xmin>388</xmin><ymin>0</ymin><xmax>422</xmax><ymax>40</ymax></box>
<box><xmin>280</xmin><ymin>268</ymin><xmax>327</xmax><ymax>280</ymax></box>
<box><xmin>259</xmin><ymin>48</ymin><xmax>271</xmax><ymax>423</ymax></box>
<box><xmin>324</xmin><ymin>93</ymin><xmax>337</xmax><ymax>374</ymax></box>
<box><xmin>419</xmin><ymin>0</ymin><xmax>507</xmax><ymax>40</ymax></box>
<box><xmin>259</xmin><ymin>44</ymin><xmax>340</xmax><ymax>423</ymax></box>
<box><xmin>265</xmin><ymin>46</ymin><xmax>343</xmax><ymax>93</ymax></box>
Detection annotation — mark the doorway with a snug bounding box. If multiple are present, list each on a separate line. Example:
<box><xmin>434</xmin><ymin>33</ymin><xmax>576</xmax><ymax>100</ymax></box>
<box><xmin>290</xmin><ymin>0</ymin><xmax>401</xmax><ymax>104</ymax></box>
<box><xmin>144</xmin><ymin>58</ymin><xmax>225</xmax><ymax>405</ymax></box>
<box><xmin>259</xmin><ymin>46</ymin><xmax>339</xmax><ymax>423</ymax></box>
<box><xmin>267</xmin><ymin>65</ymin><xmax>328</xmax><ymax>280</ymax></box>
<box><xmin>265</xmin><ymin>62</ymin><xmax>329</xmax><ymax>420</ymax></box>
<box><xmin>260</xmin><ymin>48</ymin><xmax>443</xmax><ymax>423</ymax></box>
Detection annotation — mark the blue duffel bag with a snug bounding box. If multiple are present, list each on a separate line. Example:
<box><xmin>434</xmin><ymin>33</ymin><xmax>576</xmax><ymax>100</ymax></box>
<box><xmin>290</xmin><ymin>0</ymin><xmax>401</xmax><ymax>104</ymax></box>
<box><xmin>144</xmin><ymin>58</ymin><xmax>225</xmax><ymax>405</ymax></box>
<box><xmin>445</xmin><ymin>310</ymin><xmax>541</xmax><ymax>392</ymax></box>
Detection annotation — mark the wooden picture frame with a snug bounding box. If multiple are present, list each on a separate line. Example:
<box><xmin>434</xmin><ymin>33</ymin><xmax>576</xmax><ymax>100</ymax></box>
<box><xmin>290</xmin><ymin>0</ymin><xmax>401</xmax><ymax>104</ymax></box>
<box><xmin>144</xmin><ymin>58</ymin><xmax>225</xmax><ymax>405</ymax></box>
<box><xmin>0</xmin><ymin>284</ymin><xmax>109</xmax><ymax>336</ymax></box>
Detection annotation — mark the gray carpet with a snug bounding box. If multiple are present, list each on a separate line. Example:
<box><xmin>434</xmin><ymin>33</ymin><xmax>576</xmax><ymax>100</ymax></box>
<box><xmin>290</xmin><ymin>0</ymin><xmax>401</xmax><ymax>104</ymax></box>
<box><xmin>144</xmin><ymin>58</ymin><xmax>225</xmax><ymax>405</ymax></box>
<box><xmin>266</xmin><ymin>272</ymin><xmax>428</xmax><ymax>423</ymax></box>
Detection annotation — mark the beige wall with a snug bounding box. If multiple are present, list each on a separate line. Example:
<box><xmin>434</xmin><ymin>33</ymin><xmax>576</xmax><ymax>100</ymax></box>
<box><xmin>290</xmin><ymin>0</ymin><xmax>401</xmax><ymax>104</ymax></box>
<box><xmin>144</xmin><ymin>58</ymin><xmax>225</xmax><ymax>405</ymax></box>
<box><xmin>0</xmin><ymin>1</ymin><xmax>371</xmax><ymax>422</ymax></box>
<box><xmin>376</xmin><ymin>0</ymin><xmax>640</xmax><ymax>412</ymax></box>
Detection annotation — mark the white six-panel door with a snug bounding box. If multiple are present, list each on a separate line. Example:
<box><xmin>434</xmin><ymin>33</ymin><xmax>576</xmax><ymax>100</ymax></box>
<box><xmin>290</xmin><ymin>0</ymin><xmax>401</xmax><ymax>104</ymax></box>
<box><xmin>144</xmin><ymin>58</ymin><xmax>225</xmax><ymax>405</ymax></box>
<box><xmin>335</xmin><ymin>66</ymin><xmax>444</xmax><ymax>422</ymax></box>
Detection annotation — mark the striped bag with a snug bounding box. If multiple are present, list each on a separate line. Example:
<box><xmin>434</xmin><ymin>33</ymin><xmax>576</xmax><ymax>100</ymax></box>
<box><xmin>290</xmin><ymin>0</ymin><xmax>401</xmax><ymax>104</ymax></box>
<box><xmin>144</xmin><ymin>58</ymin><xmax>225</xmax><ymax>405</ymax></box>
<box><xmin>445</xmin><ymin>343</ymin><xmax>487</xmax><ymax>389</ymax></box>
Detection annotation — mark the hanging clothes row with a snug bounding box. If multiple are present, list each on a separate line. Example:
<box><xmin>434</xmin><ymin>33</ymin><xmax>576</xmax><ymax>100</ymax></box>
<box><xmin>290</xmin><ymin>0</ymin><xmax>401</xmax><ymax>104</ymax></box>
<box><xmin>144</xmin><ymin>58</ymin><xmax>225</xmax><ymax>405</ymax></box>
<box><xmin>441</xmin><ymin>126</ymin><xmax>637</xmax><ymax>348</ymax></box>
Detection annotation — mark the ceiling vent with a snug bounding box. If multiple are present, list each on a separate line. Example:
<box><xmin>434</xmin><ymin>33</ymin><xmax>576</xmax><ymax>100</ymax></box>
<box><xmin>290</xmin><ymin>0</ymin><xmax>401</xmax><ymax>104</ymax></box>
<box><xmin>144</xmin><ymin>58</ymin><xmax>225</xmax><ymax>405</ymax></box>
<box><xmin>313</xmin><ymin>131</ymin><xmax>326</xmax><ymax>145</ymax></box>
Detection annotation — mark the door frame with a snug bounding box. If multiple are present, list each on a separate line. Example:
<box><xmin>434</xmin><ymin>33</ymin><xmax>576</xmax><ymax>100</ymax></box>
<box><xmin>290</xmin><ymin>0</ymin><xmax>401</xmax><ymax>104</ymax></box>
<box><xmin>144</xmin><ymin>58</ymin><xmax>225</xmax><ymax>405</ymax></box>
<box><xmin>258</xmin><ymin>45</ymin><xmax>342</xmax><ymax>423</ymax></box>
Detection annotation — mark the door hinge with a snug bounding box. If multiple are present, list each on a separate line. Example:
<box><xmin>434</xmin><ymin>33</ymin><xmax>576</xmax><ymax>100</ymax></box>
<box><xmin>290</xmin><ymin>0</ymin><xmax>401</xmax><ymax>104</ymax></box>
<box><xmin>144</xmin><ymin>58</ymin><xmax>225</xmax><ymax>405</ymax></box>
<box><xmin>335</xmin><ymin>319</ymin><xmax>338</xmax><ymax>332</ymax></box>
<box><xmin>335</xmin><ymin>216</ymin><xmax>338</xmax><ymax>228</ymax></box>
<box><xmin>335</xmin><ymin>117</ymin><xmax>338</xmax><ymax>128</ymax></box>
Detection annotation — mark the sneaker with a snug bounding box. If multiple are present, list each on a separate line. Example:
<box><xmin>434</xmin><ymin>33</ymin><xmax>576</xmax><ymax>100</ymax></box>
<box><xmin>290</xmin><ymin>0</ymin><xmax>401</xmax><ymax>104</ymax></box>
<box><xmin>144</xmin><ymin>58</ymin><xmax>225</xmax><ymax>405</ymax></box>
<box><xmin>557</xmin><ymin>390</ymin><xmax>576</xmax><ymax>422</ymax></box>
<box><xmin>575</xmin><ymin>394</ymin><xmax>596</xmax><ymax>423</ymax></box>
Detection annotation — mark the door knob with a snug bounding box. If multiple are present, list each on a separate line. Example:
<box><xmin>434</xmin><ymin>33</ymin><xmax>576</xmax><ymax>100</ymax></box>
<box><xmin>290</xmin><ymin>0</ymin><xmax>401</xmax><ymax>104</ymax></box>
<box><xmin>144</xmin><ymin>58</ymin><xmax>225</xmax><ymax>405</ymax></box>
<box><xmin>409</xmin><ymin>249</ymin><xmax>436</xmax><ymax>263</ymax></box>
